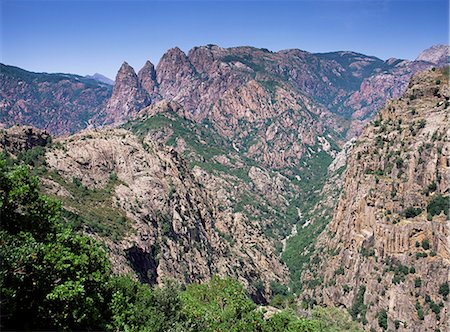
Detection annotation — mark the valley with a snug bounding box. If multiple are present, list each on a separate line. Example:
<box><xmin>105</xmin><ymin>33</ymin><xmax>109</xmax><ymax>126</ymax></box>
<box><xmin>1</xmin><ymin>43</ymin><xmax>448</xmax><ymax>331</ymax></box>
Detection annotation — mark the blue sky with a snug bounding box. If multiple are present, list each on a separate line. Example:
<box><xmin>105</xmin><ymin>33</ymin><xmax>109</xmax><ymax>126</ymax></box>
<box><xmin>1</xmin><ymin>0</ymin><xmax>448</xmax><ymax>79</ymax></box>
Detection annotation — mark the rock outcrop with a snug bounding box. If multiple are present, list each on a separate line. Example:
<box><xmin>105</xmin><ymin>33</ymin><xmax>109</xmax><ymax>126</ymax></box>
<box><xmin>416</xmin><ymin>45</ymin><xmax>449</xmax><ymax>67</ymax></box>
<box><xmin>42</xmin><ymin>129</ymin><xmax>289</xmax><ymax>301</ymax></box>
<box><xmin>0</xmin><ymin>126</ymin><xmax>50</xmax><ymax>154</ymax></box>
<box><xmin>300</xmin><ymin>68</ymin><xmax>450</xmax><ymax>332</ymax></box>
<box><xmin>102</xmin><ymin>62</ymin><xmax>150</xmax><ymax>125</ymax></box>
<box><xmin>137</xmin><ymin>60</ymin><xmax>160</xmax><ymax>102</ymax></box>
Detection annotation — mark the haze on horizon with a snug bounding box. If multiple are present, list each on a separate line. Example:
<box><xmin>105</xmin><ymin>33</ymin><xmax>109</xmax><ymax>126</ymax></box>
<box><xmin>1</xmin><ymin>0</ymin><xmax>448</xmax><ymax>79</ymax></box>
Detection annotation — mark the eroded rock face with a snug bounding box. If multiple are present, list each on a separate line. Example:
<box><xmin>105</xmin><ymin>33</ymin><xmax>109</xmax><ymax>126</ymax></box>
<box><xmin>0</xmin><ymin>126</ymin><xmax>50</xmax><ymax>154</ymax></box>
<box><xmin>102</xmin><ymin>62</ymin><xmax>150</xmax><ymax>125</ymax></box>
<box><xmin>100</xmin><ymin>45</ymin><xmax>445</xmax><ymax>169</ymax></box>
<box><xmin>301</xmin><ymin>68</ymin><xmax>450</xmax><ymax>331</ymax></box>
<box><xmin>44</xmin><ymin>129</ymin><xmax>288</xmax><ymax>300</ymax></box>
<box><xmin>138</xmin><ymin>60</ymin><xmax>160</xmax><ymax>102</ymax></box>
<box><xmin>416</xmin><ymin>45</ymin><xmax>449</xmax><ymax>67</ymax></box>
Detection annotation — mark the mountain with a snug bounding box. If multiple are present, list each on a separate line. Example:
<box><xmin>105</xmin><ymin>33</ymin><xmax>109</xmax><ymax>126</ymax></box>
<box><xmin>416</xmin><ymin>44</ymin><xmax>449</xmax><ymax>67</ymax></box>
<box><xmin>298</xmin><ymin>67</ymin><xmax>449</xmax><ymax>331</ymax></box>
<box><xmin>102</xmin><ymin>62</ymin><xmax>151</xmax><ymax>125</ymax></box>
<box><xmin>1</xmin><ymin>44</ymin><xmax>449</xmax><ymax>329</ymax></box>
<box><xmin>1</xmin><ymin>45</ymin><xmax>444</xmax><ymax>139</ymax></box>
<box><xmin>85</xmin><ymin>73</ymin><xmax>115</xmax><ymax>85</ymax></box>
<box><xmin>105</xmin><ymin>45</ymin><xmax>440</xmax><ymax>129</ymax></box>
<box><xmin>0</xmin><ymin>64</ymin><xmax>112</xmax><ymax>135</ymax></box>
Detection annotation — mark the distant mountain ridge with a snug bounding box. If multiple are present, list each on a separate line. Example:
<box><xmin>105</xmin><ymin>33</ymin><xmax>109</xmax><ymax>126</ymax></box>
<box><xmin>1</xmin><ymin>45</ymin><xmax>446</xmax><ymax>136</ymax></box>
<box><xmin>85</xmin><ymin>73</ymin><xmax>115</xmax><ymax>85</ymax></box>
<box><xmin>0</xmin><ymin>63</ymin><xmax>112</xmax><ymax>135</ymax></box>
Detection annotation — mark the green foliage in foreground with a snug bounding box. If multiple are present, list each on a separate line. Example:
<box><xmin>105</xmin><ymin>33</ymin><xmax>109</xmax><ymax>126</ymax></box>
<box><xmin>0</xmin><ymin>155</ymin><xmax>360</xmax><ymax>331</ymax></box>
<box><xmin>0</xmin><ymin>157</ymin><xmax>111</xmax><ymax>330</ymax></box>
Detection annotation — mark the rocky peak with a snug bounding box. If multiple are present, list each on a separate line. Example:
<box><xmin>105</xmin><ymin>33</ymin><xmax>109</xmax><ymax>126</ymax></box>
<box><xmin>103</xmin><ymin>62</ymin><xmax>150</xmax><ymax>125</ymax></box>
<box><xmin>156</xmin><ymin>47</ymin><xmax>199</xmax><ymax>102</ymax></box>
<box><xmin>416</xmin><ymin>44</ymin><xmax>449</xmax><ymax>66</ymax></box>
<box><xmin>157</xmin><ymin>47</ymin><xmax>194</xmax><ymax>78</ymax></box>
<box><xmin>138</xmin><ymin>60</ymin><xmax>160</xmax><ymax>101</ymax></box>
<box><xmin>116</xmin><ymin>62</ymin><xmax>138</xmax><ymax>82</ymax></box>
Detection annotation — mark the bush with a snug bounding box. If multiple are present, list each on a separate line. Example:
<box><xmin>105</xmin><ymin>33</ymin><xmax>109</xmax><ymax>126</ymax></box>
<box><xmin>416</xmin><ymin>300</ymin><xmax>424</xmax><ymax>320</ymax></box>
<box><xmin>415</xmin><ymin>278</ymin><xmax>422</xmax><ymax>288</ymax></box>
<box><xmin>270</xmin><ymin>281</ymin><xmax>289</xmax><ymax>297</ymax></box>
<box><xmin>378</xmin><ymin>309</ymin><xmax>388</xmax><ymax>330</ymax></box>
<box><xmin>350</xmin><ymin>285</ymin><xmax>367</xmax><ymax>323</ymax></box>
<box><xmin>0</xmin><ymin>160</ymin><xmax>111</xmax><ymax>331</ymax></box>
<box><xmin>427</xmin><ymin>195</ymin><xmax>449</xmax><ymax>218</ymax></box>
<box><xmin>421</xmin><ymin>239</ymin><xmax>430</xmax><ymax>250</ymax></box>
<box><xmin>438</xmin><ymin>283</ymin><xmax>449</xmax><ymax>299</ymax></box>
<box><xmin>403</xmin><ymin>207</ymin><xmax>422</xmax><ymax>218</ymax></box>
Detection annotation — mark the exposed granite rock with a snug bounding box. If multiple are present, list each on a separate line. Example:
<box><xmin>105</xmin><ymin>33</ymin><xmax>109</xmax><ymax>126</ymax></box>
<box><xmin>416</xmin><ymin>45</ymin><xmax>449</xmax><ymax>67</ymax></box>
<box><xmin>0</xmin><ymin>125</ymin><xmax>50</xmax><ymax>154</ymax></box>
<box><xmin>43</xmin><ymin>129</ymin><xmax>289</xmax><ymax>301</ymax></box>
<box><xmin>300</xmin><ymin>68</ymin><xmax>450</xmax><ymax>332</ymax></box>
<box><xmin>102</xmin><ymin>62</ymin><xmax>150</xmax><ymax>125</ymax></box>
<box><xmin>138</xmin><ymin>60</ymin><xmax>160</xmax><ymax>102</ymax></box>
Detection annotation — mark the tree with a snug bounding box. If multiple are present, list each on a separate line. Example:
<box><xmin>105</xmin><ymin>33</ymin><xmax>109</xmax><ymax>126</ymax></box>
<box><xmin>0</xmin><ymin>157</ymin><xmax>111</xmax><ymax>330</ymax></box>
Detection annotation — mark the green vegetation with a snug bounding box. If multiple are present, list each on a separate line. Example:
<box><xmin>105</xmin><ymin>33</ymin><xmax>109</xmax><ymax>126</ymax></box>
<box><xmin>386</xmin><ymin>260</ymin><xmax>412</xmax><ymax>285</ymax></box>
<box><xmin>0</xmin><ymin>156</ymin><xmax>111</xmax><ymax>330</ymax></box>
<box><xmin>415</xmin><ymin>277</ymin><xmax>422</xmax><ymax>288</ymax></box>
<box><xmin>403</xmin><ymin>207</ymin><xmax>422</xmax><ymax>219</ymax></box>
<box><xmin>282</xmin><ymin>216</ymin><xmax>330</xmax><ymax>292</ymax></box>
<box><xmin>415</xmin><ymin>300</ymin><xmax>424</xmax><ymax>320</ymax></box>
<box><xmin>47</xmin><ymin>170</ymin><xmax>131</xmax><ymax>241</ymax></box>
<box><xmin>427</xmin><ymin>195</ymin><xmax>449</xmax><ymax>219</ymax></box>
<box><xmin>377</xmin><ymin>309</ymin><xmax>388</xmax><ymax>330</ymax></box>
<box><xmin>438</xmin><ymin>282</ymin><xmax>449</xmax><ymax>300</ymax></box>
<box><xmin>0</xmin><ymin>154</ymin><xmax>362</xmax><ymax>331</ymax></box>
<box><xmin>350</xmin><ymin>285</ymin><xmax>367</xmax><ymax>324</ymax></box>
<box><xmin>421</xmin><ymin>239</ymin><xmax>430</xmax><ymax>250</ymax></box>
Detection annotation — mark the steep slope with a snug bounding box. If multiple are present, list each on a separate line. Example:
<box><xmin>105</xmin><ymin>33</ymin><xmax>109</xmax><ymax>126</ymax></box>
<box><xmin>119</xmin><ymin>44</ymin><xmax>441</xmax><ymax>126</ymax></box>
<box><xmin>102</xmin><ymin>62</ymin><xmax>150</xmax><ymax>125</ymax></box>
<box><xmin>299</xmin><ymin>68</ymin><xmax>449</xmax><ymax>331</ymax></box>
<box><xmin>2</xmin><ymin>45</ymin><xmax>444</xmax><ymax>138</ymax></box>
<box><xmin>5</xmin><ymin>127</ymin><xmax>287</xmax><ymax>302</ymax></box>
<box><xmin>416</xmin><ymin>45</ymin><xmax>449</xmax><ymax>67</ymax></box>
<box><xmin>0</xmin><ymin>64</ymin><xmax>112</xmax><ymax>135</ymax></box>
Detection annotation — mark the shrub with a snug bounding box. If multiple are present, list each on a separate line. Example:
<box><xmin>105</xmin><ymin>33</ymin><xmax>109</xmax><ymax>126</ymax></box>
<box><xmin>0</xmin><ymin>160</ymin><xmax>111</xmax><ymax>331</ymax></box>
<box><xmin>270</xmin><ymin>281</ymin><xmax>289</xmax><ymax>297</ymax></box>
<box><xmin>421</xmin><ymin>239</ymin><xmax>430</xmax><ymax>250</ymax></box>
<box><xmin>427</xmin><ymin>195</ymin><xmax>449</xmax><ymax>218</ymax></box>
<box><xmin>378</xmin><ymin>309</ymin><xmax>388</xmax><ymax>330</ymax></box>
<box><xmin>438</xmin><ymin>283</ymin><xmax>449</xmax><ymax>299</ymax></box>
<box><xmin>403</xmin><ymin>207</ymin><xmax>422</xmax><ymax>218</ymax></box>
<box><xmin>416</xmin><ymin>300</ymin><xmax>424</xmax><ymax>320</ymax></box>
<box><xmin>415</xmin><ymin>278</ymin><xmax>422</xmax><ymax>288</ymax></box>
<box><xmin>350</xmin><ymin>285</ymin><xmax>367</xmax><ymax>322</ymax></box>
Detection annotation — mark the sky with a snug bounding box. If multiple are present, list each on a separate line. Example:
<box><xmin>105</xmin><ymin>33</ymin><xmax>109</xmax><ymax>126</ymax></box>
<box><xmin>1</xmin><ymin>0</ymin><xmax>448</xmax><ymax>79</ymax></box>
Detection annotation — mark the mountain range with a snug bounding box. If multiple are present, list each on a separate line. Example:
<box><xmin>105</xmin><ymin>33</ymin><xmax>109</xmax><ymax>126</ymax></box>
<box><xmin>0</xmin><ymin>43</ymin><xmax>449</xmax><ymax>331</ymax></box>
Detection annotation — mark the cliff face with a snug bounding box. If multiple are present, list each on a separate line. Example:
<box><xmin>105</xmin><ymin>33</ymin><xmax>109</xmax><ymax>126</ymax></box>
<box><xmin>102</xmin><ymin>62</ymin><xmax>150</xmax><ymax>125</ymax></box>
<box><xmin>416</xmin><ymin>45</ymin><xmax>449</xmax><ymax>67</ymax></box>
<box><xmin>97</xmin><ymin>45</ymin><xmax>443</xmax><ymax>170</ymax></box>
<box><xmin>0</xmin><ymin>64</ymin><xmax>111</xmax><ymax>135</ymax></box>
<box><xmin>300</xmin><ymin>68</ymin><xmax>450</xmax><ymax>331</ymax></box>
<box><xmin>38</xmin><ymin>128</ymin><xmax>288</xmax><ymax>302</ymax></box>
